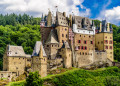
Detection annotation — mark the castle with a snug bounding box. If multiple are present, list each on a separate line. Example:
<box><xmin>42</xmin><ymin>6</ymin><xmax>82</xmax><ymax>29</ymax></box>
<box><xmin>0</xmin><ymin>10</ymin><xmax>114</xmax><ymax>80</ymax></box>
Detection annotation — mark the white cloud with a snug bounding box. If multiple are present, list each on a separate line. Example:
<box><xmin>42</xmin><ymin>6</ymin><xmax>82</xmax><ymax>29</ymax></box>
<box><xmin>105</xmin><ymin>6</ymin><xmax>120</xmax><ymax>24</ymax></box>
<box><xmin>0</xmin><ymin>0</ymin><xmax>90</xmax><ymax>17</ymax></box>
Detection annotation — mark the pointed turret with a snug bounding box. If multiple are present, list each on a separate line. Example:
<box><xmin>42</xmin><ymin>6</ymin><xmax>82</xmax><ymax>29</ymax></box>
<box><xmin>47</xmin><ymin>10</ymin><xmax>52</xmax><ymax>27</ymax></box>
<box><xmin>41</xmin><ymin>13</ymin><xmax>44</xmax><ymax>21</ymax></box>
<box><xmin>45</xmin><ymin>30</ymin><xmax>58</xmax><ymax>44</ymax></box>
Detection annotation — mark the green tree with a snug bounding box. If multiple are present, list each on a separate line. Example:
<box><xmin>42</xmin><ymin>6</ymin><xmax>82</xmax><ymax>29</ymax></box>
<box><xmin>26</xmin><ymin>72</ymin><xmax>43</xmax><ymax>86</ymax></box>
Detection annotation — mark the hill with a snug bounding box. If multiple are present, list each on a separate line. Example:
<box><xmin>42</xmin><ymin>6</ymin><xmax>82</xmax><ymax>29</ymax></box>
<box><xmin>7</xmin><ymin>67</ymin><xmax>120</xmax><ymax>86</ymax></box>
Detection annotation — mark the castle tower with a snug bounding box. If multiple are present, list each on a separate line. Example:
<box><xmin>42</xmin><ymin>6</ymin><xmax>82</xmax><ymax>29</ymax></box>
<box><xmin>44</xmin><ymin>30</ymin><xmax>59</xmax><ymax>59</ymax></box>
<box><xmin>59</xmin><ymin>42</ymin><xmax>72</xmax><ymax>68</ymax></box>
<box><xmin>32</xmin><ymin>41</ymin><xmax>47</xmax><ymax>77</ymax></box>
<box><xmin>47</xmin><ymin>11</ymin><xmax>52</xmax><ymax>27</ymax></box>
<box><xmin>55</xmin><ymin>11</ymin><xmax>69</xmax><ymax>47</ymax></box>
<box><xmin>95</xmin><ymin>20</ymin><xmax>114</xmax><ymax>61</ymax></box>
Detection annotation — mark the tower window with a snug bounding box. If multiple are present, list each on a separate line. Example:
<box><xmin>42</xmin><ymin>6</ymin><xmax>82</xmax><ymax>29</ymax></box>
<box><xmin>105</xmin><ymin>46</ymin><xmax>108</xmax><ymax>49</ymax></box>
<box><xmin>84</xmin><ymin>40</ymin><xmax>87</xmax><ymax>44</ymax></box>
<box><xmin>85</xmin><ymin>46</ymin><xmax>87</xmax><ymax>50</ymax></box>
<box><xmin>47</xmin><ymin>45</ymin><xmax>49</xmax><ymax>47</ymax></box>
<box><xmin>66</xmin><ymin>34</ymin><xmax>67</xmax><ymax>38</ymax></box>
<box><xmin>110</xmin><ymin>46</ymin><xmax>112</xmax><ymax>49</ymax></box>
<box><xmin>91</xmin><ymin>41</ymin><xmax>93</xmax><ymax>44</ymax></box>
<box><xmin>104</xmin><ymin>40</ymin><xmax>108</xmax><ymax>44</ymax></box>
<box><xmin>109</xmin><ymin>41</ymin><xmax>113</xmax><ymax>44</ymax></box>
<box><xmin>78</xmin><ymin>46</ymin><xmax>80</xmax><ymax>49</ymax></box>
<box><xmin>62</xmin><ymin>34</ymin><xmax>64</xmax><ymax>37</ymax></box>
<box><xmin>81</xmin><ymin>46</ymin><xmax>83</xmax><ymax>50</ymax></box>
<box><xmin>78</xmin><ymin>40</ymin><xmax>81</xmax><ymax>43</ymax></box>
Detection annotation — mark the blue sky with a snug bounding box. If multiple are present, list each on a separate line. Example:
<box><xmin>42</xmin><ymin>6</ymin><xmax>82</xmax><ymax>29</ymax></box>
<box><xmin>0</xmin><ymin>0</ymin><xmax>120</xmax><ymax>25</ymax></box>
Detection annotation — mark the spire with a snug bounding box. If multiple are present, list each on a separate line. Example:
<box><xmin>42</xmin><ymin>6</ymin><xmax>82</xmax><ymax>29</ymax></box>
<box><xmin>39</xmin><ymin>45</ymin><xmax>43</xmax><ymax>58</ymax></box>
<box><xmin>41</xmin><ymin>13</ymin><xmax>44</xmax><ymax>21</ymax></box>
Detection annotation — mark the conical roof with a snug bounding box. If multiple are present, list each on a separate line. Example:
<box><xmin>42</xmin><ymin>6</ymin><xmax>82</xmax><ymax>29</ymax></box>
<box><xmin>46</xmin><ymin>30</ymin><xmax>58</xmax><ymax>44</ymax></box>
<box><xmin>32</xmin><ymin>41</ymin><xmax>47</xmax><ymax>57</ymax></box>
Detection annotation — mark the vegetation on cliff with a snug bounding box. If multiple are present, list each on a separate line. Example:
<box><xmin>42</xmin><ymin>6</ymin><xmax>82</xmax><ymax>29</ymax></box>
<box><xmin>7</xmin><ymin>67</ymin><xmax>120</xmax><ymax>86</ymax></box>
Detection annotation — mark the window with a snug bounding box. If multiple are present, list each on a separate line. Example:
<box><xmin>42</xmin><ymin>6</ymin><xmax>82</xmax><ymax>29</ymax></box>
<box><xmin>66</xmin><ymin>34</ymin><xmax>67</xmax><ymax>38</ymax></box>
<box><xmin>98</xmin><ymin>42</ymin><xmax>99</xmax><ymax>44</ymax></box>
<box><xmin>52</xmin><ymin>45</ymin><xmax>53</xmax><ymax>47</ymax></box>
<box><xmin>80</xmin><ymin>35</ymin><xmax>81</xmax><ymax>37</ymax></box>
<box><xmin>84</xmin><ymin>40</ymin><xmax>87</xmax><ymax>44</ymax></box>
<box><xmin>91</xmin><ymin>41</ymin><xmax>93</xmax><ymax>44</ymax></box>
<box><xmin>62</xmin><ymin>40</ymin><xmax>64</xmax><ymax>43</ymax></box>
<box><xmin>83</xmin><ymin>52</ymin><xmax>84</xmax><ymax>55</ymax></box>
<box><xmin>62</xmin><ymin>34</ymin><xmax>64</xmax><ymax>37</ymax></box>
<box><xmin>110</xmin><ymin>52</ymin><xmax>112</xmax><ymax>54</ymax></box>
<box><xmin>104</xmin><ymin>40</ymin><xmax>108</xmax><ymax>44</ymax></box>
<box><xmin>105</xmin><ymin>46</ymin><xmax>108</xmax><ymax>49</ymax></box>
<box><xmin>85</xmin><ymin>46</ymin><xmax>87</xmax><ymax>50</ymax></box>
<box><xmin>110</xmin><ymin>46</ymin><xmax>112</xmax><ymax>49</ymax></box>
<box><xmin>89</xmin><ymin>36</ymin><xmax>91</xmax><ymax>38</ymax></box>
<box><xmin>81</xmin><ymin>46</ymin><xmax>83</xmax><ymax>50</ymax></box>
<box><xmin>65</xmin><ymin>28</ymin><xmax>67</xmax><ymax>31</ymax></box>
<box><xmin>109</xmin><ymin>41</ymin><xmax>113</xmax><ymax>44</ymax></box>
<box><xmin>47</xmin><ymin>45</ymin><xmax>49</xmax><ymax>47</ymax></box>
<box><xmin>78</xmin><ymin>40</ymin><xmax>81</xmax><ymax>43</ymax></box>
<box><xmin>80</xmin><ymin>52</ymin><xmax>81</xmax><ymax>55</ymax></box>
<box><xmin>110</xmin><ymin>37</ymin><xmax>112</xmax><ymax>39</ymax></box>
<box><xmin>85</xmin><ymin>53</ymin><xmax>87</xmax><ymax>55</ymax></box>
<box><xmin>105</xmin><ymin>36</ymin><xmax>107</xmax><ymax>38</ymax></box>
<box><xmin>78</xmin><ymin>46</ymin><xmax>80</xmax><ymax>49</ymax></box>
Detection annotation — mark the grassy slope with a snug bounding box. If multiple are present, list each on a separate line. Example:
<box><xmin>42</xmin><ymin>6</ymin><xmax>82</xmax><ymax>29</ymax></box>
<box><xmin>7</xmin><ymin>67</ymin><xmax>120</xmax><ymax>86</ymax></box>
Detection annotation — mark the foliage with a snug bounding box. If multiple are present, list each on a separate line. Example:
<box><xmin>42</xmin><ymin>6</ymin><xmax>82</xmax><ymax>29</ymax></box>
<box><xmin>25</xmin><ymin>71</ymin><xmax>43</xmax><ymax>86</ymax></box>
<box><xmin>7</xmin><ymin>67</ymin><xmax>120</xmax><ymax>86</ymax></box>
<box><xmin>0</xmin><ymin>13</ymin><xmax>40</xmax><ymax>26</ymax></box>
<box><xmin>44</xmin><ymin>67</ymin><xmax>120</xmax><ymax>86</ymax></box>
<box><xmin>0</xmin><ymin>24</ymin><xmax>41</xmax><ymax>70</ymax></box>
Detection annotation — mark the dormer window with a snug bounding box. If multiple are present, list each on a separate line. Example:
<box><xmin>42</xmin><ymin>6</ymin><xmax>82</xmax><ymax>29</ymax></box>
<box><xmin>15</xmin><ymin>52</ymin><xmax>17</xmax><ymax>54</ymax></box>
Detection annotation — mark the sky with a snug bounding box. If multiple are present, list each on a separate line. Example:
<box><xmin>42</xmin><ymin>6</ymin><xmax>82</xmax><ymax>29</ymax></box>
<box><xmin>0</xmin><ymin>0</ymin><xmax>120</xmax><ymax>25</ymax></box>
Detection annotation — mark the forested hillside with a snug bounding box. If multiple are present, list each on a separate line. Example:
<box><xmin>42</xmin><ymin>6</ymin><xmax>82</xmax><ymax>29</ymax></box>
<box><xmin>0</xmin><ymin>14</ymin><xmax>41</xmax><ymax>70</ymax></box>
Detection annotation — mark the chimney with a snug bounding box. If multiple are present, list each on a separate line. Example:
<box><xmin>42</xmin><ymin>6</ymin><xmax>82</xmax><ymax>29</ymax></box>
<box><xmin>69</xmin><ymin>14</ymin><xmax>72</xmax><ymax>27</ymax></box>
<box><xmin>99</xmin><ymin>23</ymin><xmax>102</xmax><ymax>32</ymax></box>
<box><xmin>107</xmin><ymin>23</ymin><xmax>110</xmax><ymax>32</ymax></box>
<box><xmin>63</xmin><ymin>12</ymin><xmax>66</xmax><ymax>17</ymax></box>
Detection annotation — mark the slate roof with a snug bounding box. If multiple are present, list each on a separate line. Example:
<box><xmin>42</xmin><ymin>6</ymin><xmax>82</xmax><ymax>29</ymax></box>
<box><xmin>7</xmin><ymin>45</ymin><xmax>26</xmax><ymax>57</ymax></box>
<box><xmin>32</xmin><ymin>41</ymin><xmax>47</xmax><ymax>57</ymax></box>
<box><xmin>45</xmin><ymin>30</ymin><xmax>59</xmax><ymax>44</ymax></box>
<box><xmin>56</xmin><ymin>12</ymin><xmax>69</xmax><ymax>27</ymax></box>
<box><xmin>74</xmin><ymin>16</ymin><xmax>93</xmax><ymax>30</ymax></box>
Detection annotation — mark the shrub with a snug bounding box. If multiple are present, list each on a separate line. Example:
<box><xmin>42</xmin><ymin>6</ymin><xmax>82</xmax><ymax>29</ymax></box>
<box><xmin>25</xmin><ymin>71</ymin><xmax>43</xmax><ymax>86</ymax></box>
